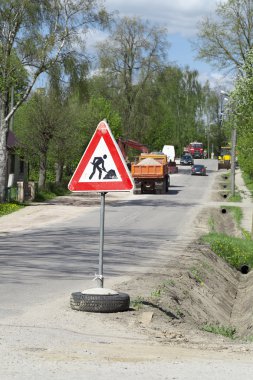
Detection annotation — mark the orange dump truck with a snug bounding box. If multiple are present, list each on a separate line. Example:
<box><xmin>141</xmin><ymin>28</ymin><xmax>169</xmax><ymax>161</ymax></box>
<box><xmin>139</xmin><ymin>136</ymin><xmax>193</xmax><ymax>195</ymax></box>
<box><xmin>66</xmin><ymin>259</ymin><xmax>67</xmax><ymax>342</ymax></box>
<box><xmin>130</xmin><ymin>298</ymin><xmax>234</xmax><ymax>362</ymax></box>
<box><xmin>131</xmin><ymin>153</ymin><xmax>170</xmax><ymax>194</ymax></box>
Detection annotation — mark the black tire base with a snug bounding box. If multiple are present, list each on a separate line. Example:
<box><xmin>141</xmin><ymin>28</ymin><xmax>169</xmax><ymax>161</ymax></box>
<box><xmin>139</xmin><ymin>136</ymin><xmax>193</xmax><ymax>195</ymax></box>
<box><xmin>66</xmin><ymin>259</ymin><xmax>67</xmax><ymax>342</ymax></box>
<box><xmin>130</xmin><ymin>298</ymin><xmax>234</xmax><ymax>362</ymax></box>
<box><xmin>70</xmin><ymin>292</ymin><xmax>130</xmax><ymax>313</ymax></box>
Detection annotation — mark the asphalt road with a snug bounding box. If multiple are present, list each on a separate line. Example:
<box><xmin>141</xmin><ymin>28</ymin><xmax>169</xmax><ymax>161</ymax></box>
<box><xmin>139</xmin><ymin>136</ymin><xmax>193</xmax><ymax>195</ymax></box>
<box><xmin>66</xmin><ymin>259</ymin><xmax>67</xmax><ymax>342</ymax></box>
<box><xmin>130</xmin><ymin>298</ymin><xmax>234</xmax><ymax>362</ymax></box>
<box><xmin>1</xmin><ymin>159</ymin><xmax>253</xmax><ymax>379</ymax></box>
<box><xmin>0</xmin><ymin>159</ymin><xmax>217</xmax><ymax>313</ymax></box>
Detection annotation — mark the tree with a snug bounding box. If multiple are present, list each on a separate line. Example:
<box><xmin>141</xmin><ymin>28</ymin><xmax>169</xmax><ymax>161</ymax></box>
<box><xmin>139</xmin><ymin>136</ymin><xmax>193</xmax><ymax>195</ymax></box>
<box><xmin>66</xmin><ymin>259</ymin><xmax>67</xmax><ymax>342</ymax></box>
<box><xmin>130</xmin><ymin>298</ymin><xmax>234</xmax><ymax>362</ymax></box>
<box><xmin>15</xmin><ymin>90</ymin><xmax>66</xmax><ymax>189</ymax></box>
<box><xmin>227</xmin><ymin>49</ymin><xmax>253</xmax><ymax>177</ymax></box>
<box><xmin>145</xmin><ymin>66</ymin><xmax>207</xmax><ymax>154</ymax></box>
<box><xmin>81</xmin><ymin>95</ymin><xmax>122</xmax><ymax>139</ymax></box>
<box><xmin>201</xmin><ymin>83</ymin><xmax>221</xmax><ymax>156</ymax></box>
<box><xmin>0</xmin><ymin>0</ymin><xmax>109</xmax><ymax>201</ymax></box>
<box><xmin>96</xmin><ymin>16</ymin><xmax>169</xmax><ymax>138</ymax></box>
<box><xmin>195</xmin><ymin>0</ymin><xmax>253</xmax><ymax>74</ymax></box>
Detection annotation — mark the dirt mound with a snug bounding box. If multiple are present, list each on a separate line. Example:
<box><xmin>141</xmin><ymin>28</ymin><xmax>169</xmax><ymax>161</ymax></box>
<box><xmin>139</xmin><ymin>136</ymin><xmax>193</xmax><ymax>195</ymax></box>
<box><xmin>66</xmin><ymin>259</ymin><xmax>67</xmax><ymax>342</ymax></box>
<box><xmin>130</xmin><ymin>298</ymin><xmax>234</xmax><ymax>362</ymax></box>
<box><xmin>107</xmin><ymin>201</ymin><xmax>253</xmax><ymax>347</ymax></box>
<box><xmin>117</xmin><ymin>243</ymin><xmax>241</xmax><ymax>346</ymax></box>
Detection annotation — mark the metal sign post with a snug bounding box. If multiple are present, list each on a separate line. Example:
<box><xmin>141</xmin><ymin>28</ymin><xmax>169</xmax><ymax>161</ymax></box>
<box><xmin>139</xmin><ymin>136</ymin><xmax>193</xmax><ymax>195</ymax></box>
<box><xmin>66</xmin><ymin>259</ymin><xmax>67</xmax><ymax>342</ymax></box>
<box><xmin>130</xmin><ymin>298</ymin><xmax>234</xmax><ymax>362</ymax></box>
<box><xmin>96</xmin><ymin>192</ymin><xmax>106</xmax><ymax>288</ymax></box>
<box><xmin>68</xmin><ymin>120</ymin><xmax>134</xmax><ymax>292</ymax></box>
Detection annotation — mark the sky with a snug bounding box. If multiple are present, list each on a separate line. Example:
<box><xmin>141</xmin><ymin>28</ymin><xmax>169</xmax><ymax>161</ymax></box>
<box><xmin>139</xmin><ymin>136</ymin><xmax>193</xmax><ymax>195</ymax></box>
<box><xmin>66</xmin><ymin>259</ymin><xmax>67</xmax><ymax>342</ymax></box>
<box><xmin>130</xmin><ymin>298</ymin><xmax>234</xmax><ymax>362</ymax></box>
<box><xmin>87</xmin><ymin>0</ymin><xmax>232</xmax><ymax>89</ymax></box>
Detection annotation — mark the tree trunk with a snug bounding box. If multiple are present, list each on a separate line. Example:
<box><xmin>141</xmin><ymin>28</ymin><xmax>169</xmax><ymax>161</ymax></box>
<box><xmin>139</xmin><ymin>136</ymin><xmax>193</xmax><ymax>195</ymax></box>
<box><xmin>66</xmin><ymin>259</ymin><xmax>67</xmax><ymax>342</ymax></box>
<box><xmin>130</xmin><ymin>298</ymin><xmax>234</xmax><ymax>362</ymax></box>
<box><xmin>0</xmin><ymin>110</ymin><xmax>8</xmax><ymax>203</ymax></box>
<box><xmin>38</xmin><ymin>153</ymin><xmax>47</xmax><ymax>189</ymax></box>
<box><xmin>55</xmin><ymin>162</ymin><xmax>63</xmax><ymax>184</ymax></box>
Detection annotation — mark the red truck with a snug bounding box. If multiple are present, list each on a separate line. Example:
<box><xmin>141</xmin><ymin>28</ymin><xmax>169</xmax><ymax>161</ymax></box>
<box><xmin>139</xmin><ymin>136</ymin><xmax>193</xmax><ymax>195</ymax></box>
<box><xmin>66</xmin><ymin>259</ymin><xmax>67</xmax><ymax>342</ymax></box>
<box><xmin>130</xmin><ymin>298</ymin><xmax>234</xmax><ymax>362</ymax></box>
<box><xmin>184</xmin><ymin>142</ymin><xmax>204</xmax><ymax>158</ymax></box>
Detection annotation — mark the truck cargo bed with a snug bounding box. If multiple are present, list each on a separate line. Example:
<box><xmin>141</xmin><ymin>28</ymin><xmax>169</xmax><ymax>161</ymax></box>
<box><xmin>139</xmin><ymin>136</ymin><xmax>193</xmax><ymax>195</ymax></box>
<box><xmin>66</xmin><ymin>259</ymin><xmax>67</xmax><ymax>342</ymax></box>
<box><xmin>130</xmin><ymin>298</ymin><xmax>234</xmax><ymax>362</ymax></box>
<box><xmin>131</xmin><ymin>164</ymin><xmax>165</xmax><ymax>178</ymax></box>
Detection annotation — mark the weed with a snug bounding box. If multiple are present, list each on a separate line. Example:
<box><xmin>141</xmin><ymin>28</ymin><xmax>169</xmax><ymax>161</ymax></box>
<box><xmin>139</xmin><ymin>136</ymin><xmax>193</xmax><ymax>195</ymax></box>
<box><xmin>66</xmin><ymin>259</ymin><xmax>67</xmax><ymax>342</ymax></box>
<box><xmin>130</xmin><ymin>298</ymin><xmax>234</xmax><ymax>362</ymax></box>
<box><xmin>150</xmin><ymin>279</ymin><xmax>176</xmax><ymax>298</ymax></box>
<box><xmin>130</xmin><ymin>296</ymin><xmax>144</xmax><ymax>310</ymax></box>
<box><xmin>151</xmin><ymin>288</ymin><xmax>162</xmax><ymax>298</ymax></box>
<box><xmin>208</xmin><ymin>216</ymin><xmax>215</xmax><ymax>232</ymax></box>
<box><xmin>202</xmin><ymin>324</ymin><xmax>236</xmax><ymax>339</ymax></box>
<box><xmin>189</xmin><ymin>267</ymin><xmax>204</xmax><ymax>285</ymax></box>
<box><xmin>175</xmin><ymin>308</ymin><xmax>185</xmax><ymax>318</ymax></box>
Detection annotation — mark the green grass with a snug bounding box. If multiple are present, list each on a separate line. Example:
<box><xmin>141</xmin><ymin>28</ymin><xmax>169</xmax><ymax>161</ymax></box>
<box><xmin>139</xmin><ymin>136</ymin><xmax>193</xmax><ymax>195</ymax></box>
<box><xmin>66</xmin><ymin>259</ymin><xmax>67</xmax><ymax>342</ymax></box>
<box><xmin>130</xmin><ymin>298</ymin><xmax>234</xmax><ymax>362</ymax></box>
<box><xmin>202</xmin><ymin>324</ymin><xmax>236</xmax><ymax>339</ymax></box>
<box><xmin>228</xmin><ymin>192</ymin><xmax>242</xmax><ymax>202</ymax></box>
<box><xmin>202</xmin><ymin>232</ymin><xmax>253</xmax><ymax>269</ymax></box>
<box><xmin>0</xmin><ymin>203</ymin><xmax>24</xmax><ymax>216</ymax></box>
<box><xmin>242</xmin><ymin>172</ymin><xmax>253</xmax><ymax>197</ymax></box>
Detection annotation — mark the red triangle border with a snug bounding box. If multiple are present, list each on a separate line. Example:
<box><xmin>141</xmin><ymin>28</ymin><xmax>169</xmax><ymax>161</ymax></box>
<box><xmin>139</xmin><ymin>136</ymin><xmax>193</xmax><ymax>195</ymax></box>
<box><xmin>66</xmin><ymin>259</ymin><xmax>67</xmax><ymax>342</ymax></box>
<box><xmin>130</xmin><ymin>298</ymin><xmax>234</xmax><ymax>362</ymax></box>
<box><xmin>68</xmin><ymin>121</ymin><xmax>134</xmax><ymax>192</ymax></box>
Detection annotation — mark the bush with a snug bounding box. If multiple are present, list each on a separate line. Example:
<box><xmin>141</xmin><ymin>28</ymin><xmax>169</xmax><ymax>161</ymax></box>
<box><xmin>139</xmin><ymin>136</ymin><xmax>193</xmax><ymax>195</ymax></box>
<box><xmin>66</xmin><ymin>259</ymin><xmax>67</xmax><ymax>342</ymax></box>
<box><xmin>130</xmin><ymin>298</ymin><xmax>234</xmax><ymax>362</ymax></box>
<box><xmin>45</xmin><ymin>182</ymin><xmax>69</xmax><ymax>196</ymax></box>
<box><xmin>34</xmin><ymin>182</ymin><xmax>70</xmax><ymax>202</ymax></box>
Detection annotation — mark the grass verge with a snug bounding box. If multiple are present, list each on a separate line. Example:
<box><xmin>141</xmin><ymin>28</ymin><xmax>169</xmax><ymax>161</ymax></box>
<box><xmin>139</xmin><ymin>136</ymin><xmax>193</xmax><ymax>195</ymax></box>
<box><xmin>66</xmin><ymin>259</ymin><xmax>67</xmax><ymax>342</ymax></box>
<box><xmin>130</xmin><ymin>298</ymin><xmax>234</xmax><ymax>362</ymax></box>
<box><xmin>0</xmin><ymin>203</ymin><xmax>24</xmax><ymax>216</ymax></box>
<box><xmin>228</xmin><ymin>192</ymin><xmax>242</xmax><ymax>202</ymax></box>
<box><xmin>201</xmin><ymin>232</ymin><xmax>253</xmax><ymax>270</ymax></box>
<box><xmin>242</xmin><ymin>171</ymin><xmax>253</xmax><ymax>197</ymax></box>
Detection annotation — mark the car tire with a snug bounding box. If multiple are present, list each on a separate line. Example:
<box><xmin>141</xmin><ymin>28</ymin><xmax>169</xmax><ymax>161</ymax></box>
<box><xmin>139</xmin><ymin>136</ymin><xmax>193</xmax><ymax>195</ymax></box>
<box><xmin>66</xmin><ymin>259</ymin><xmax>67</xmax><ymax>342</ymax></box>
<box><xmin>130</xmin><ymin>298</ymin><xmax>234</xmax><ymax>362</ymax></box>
<box><xmin>70</xmin><ymin>292</ymin><xmax>130</xmax><ymax>313</ymax></box>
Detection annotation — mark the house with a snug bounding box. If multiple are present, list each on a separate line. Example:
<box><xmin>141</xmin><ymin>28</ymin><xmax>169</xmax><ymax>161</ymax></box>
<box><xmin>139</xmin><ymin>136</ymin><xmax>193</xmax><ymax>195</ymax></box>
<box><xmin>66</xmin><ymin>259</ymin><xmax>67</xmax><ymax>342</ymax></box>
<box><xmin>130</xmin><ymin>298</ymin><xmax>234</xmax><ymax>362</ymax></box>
<box><xmin>7</xmin><ymin>130</ymin><xmax>35</xmax><ymax>202</ymax></box>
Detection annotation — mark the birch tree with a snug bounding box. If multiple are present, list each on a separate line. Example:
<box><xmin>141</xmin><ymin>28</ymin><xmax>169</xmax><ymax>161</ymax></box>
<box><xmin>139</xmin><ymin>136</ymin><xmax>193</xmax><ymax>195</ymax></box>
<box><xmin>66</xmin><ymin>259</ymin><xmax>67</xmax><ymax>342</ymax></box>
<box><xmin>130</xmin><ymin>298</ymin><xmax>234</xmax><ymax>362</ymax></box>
<box><xmin>195</xmin><ymin>0</ymin><xmax>253</xmax><ymax>74</ymax></box>
<box><xmin>0</xmin><ymin>0</ymin><xmax>108</xmax><ymax>201</ymax></box>
<box><xmin>96</xmin><ymin>16</ymin><xmax>169</xmax><ymax>138</ymax></box>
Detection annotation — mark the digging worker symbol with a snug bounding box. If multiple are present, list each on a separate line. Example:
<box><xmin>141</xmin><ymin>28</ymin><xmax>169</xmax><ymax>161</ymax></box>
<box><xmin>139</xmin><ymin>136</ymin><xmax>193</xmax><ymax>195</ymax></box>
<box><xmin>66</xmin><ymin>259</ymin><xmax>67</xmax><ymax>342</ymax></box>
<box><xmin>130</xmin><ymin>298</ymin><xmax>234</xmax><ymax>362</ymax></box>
<box><xmin>89</xmin><ymin>154</ymin><xmax>118</xmax><ymax>180</ymax></box>
<box><xmin>89</xmin><ymin>154</ymin><xmax>108</xmax><ymax>180</ymax></box>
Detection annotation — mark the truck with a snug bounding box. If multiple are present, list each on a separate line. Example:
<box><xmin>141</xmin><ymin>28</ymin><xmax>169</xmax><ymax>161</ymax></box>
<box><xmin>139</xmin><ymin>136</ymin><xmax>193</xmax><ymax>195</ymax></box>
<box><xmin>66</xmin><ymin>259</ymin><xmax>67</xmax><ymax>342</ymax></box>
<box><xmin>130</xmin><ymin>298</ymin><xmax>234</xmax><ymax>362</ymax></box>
<box><xmin>131</xmin><ymin>153</ymin><xmax>170</xmax><ymax>194</ymax></box>
<box><xmin>184</xmin><ymin>142</ymin><xmax>204</xmax><ymax>158</ymax></box>
<box><xmin>218</xmin><ymin>146</ymin><xmax>231</xmax><ymax>170</ymax></box>
<box><xmin>162</xmin><ymin>145</ymin><xmax>178</xmax><ymax>174</ymax></box>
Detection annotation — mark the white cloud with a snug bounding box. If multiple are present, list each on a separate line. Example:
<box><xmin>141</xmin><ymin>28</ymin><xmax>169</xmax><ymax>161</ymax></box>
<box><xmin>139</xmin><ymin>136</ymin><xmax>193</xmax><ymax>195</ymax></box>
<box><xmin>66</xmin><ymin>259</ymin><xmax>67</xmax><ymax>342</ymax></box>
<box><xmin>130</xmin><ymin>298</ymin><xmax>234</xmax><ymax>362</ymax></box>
<box><xmin>84</xmin><ymin>0</ymin><xmax>231</xmax><ymax>85</ymax></box>
<box><xmin>105</xmin><ymin>0</ymin><xmax>218</xmax><ymax>37</ymax></box>
<box><xmin>198</xmin><ymin>71</ymin><xmax>234</xmax><ymax>90</ymax></box>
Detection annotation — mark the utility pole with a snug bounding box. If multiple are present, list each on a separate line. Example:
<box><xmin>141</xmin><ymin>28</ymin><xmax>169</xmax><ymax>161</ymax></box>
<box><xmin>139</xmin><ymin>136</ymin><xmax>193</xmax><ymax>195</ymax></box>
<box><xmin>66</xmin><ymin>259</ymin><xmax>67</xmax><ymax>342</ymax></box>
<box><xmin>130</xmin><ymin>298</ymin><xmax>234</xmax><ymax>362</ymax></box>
<box><xmin>230</xmin><ymin>128</ymin><xmax>236</xmax><ymax>197</ymax></box>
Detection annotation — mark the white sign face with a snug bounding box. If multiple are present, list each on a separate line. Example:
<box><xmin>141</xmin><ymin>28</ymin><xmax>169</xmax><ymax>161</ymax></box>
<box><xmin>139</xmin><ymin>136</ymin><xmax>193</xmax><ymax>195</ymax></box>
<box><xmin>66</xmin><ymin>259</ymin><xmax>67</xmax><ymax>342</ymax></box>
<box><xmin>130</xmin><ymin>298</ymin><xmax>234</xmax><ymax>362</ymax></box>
<box><xmin>79</xmin><ymin>137</ymin><xmax>121</xmax><ymax>182</ymax></box>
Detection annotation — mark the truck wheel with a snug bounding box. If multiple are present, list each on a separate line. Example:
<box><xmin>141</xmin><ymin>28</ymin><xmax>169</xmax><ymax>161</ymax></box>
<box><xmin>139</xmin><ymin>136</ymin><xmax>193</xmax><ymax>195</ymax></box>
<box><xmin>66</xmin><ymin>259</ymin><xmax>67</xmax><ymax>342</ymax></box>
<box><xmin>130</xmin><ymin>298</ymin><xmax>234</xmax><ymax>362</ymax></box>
<box><xmin>70</xmin><ymin>292</ymin><xmax>130</xmax><ymax>313</ymax></box>
<box><xmin>166</xmin><ymin>175</ymin><xmax>169</xmax><ymax>192</ymax></box>
<box><xmin>162</xmin><ymin>178</ymin><xmax>167</xmax><ymax>193</ymax></box>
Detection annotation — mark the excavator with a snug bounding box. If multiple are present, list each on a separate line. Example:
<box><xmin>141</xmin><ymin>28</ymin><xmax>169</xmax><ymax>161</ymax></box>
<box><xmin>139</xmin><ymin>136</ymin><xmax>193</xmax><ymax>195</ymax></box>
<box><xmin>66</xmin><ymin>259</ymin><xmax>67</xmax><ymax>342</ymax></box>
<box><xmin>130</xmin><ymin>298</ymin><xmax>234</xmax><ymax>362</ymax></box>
<box><xmin>117</xmin><ymin>137</ymin><xmax>149</xmax><ymax>169</ymax></box>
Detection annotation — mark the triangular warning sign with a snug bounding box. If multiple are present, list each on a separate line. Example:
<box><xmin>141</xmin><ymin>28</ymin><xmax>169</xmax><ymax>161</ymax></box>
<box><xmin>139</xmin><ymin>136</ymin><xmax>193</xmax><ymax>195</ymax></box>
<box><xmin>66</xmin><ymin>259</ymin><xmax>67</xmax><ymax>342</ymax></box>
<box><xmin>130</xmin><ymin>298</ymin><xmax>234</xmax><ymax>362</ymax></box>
<box><xmin>68</xmin><ymin>120</ymin><xmax>134</xmax><ymax>192</ymax></box>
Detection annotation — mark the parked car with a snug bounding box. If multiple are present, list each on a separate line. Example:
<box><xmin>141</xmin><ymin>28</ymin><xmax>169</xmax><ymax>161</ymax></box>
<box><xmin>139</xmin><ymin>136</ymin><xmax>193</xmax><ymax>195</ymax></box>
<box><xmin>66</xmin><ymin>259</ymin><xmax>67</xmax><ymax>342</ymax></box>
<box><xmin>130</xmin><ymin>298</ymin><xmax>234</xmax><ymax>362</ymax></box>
<box><xmin>180</xmin><ymin>155</ymin><xmax>194</xmax><ymax>165</ymax></box>
<box><xmin>191</xmin><ymin>164</ymin><xmax>207</xmax><ymax>176</ymax></box>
